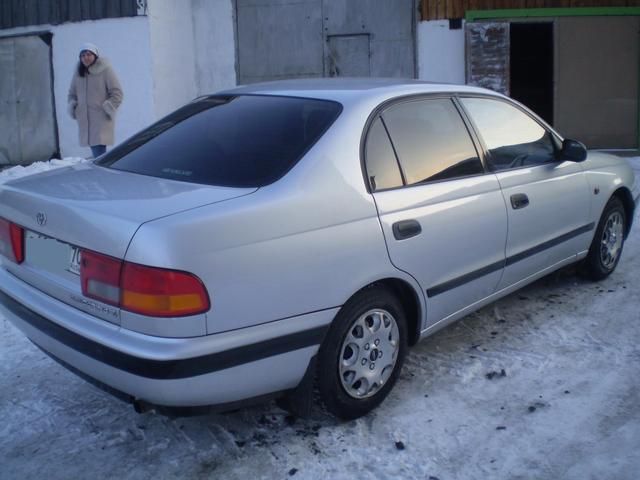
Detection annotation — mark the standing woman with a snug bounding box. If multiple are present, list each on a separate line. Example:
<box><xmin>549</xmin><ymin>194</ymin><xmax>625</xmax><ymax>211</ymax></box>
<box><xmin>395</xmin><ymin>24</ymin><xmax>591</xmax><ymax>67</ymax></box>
<box><xmin>67</xmin><ymin>43</ymin><xmax>123</xmax><ymax>158</ymax></box>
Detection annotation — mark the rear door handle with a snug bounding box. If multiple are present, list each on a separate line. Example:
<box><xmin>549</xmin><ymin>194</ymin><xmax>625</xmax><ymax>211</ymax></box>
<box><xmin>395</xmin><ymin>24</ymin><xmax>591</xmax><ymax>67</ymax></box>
<box><xmin>392</xmin><ymin>219</ymin><xmax>422</xmax><ymax>240</ymax></box>
<box><xmin>510</xmin><ymin>193</ymin><xmax>529</xmax><ymax>210</ymax></box>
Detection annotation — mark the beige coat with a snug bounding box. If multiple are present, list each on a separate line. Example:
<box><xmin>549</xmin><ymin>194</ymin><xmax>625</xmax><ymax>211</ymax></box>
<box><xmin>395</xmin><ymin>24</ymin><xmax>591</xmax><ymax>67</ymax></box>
<box><xmin>67</xmin><ymin>57</ymin><xmax>123</xmax><ymax>146</ymax></box>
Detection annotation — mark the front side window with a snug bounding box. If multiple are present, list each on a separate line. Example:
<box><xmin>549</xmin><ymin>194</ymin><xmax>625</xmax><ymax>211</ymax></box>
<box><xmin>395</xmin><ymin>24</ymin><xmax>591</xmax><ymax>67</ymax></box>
<box><xmin>98</xmin><ymin>95</ymin><xmax>342</xmax><ymax>187</ymax></box>
<box><xmin>381</xmin><ymin>98</ymin><xmax>483</xmax><ymax>185</ymax></box>
<box><xmin>460</xmin><ymin>97</ymin><xmax>557</xmax><ymax>171</ymax></box>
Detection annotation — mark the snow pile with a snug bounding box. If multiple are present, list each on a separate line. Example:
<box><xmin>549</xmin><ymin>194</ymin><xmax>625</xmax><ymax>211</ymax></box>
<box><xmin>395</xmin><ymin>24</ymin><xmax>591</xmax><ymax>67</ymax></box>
<box><xmin>0</xmin><ymin>157</ymin><xmax>88</xmax><ymax>184</ymax></box>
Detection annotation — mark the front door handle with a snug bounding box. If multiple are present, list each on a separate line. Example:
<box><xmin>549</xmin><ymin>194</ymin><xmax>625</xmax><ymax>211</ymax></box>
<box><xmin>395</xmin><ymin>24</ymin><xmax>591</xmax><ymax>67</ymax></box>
<box><xmin>510</xmin><ymin>193</ymin><xmax>529</xmax><ymax>210</ymax></box>
<box><xmin>392</xmin><ymin>219</ymin><xmax>422</xmax><ymax>240</ymax></box>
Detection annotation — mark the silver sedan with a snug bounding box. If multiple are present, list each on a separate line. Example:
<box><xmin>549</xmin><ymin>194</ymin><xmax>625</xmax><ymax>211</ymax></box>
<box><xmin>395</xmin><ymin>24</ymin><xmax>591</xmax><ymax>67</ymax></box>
<box><xmin>0</xmin><ymin>79</ymin><xmax>637</xmax><ymax>419</ymax></box>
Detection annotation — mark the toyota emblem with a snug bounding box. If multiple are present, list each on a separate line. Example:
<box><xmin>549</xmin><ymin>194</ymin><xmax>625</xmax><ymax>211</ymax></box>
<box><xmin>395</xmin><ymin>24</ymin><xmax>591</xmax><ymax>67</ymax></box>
<box><xmin>36</xmin><ymin>212</ymin><xmax>47</xmax><ymax>226</ymax></box>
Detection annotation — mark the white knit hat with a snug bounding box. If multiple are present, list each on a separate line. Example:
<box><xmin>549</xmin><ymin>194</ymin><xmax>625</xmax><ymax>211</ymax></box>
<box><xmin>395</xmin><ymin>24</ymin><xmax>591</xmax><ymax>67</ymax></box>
<box><xmin>79</xmin><ymin>43</ymin><xmax>99</xmax><ymax>57</ymax></box>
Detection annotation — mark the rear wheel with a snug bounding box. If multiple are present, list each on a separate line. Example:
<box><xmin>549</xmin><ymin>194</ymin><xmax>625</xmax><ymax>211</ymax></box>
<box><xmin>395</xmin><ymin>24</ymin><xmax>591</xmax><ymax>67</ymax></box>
<box><xmin>583</xmin><ymin>196</ymin><xmax>626</xmax><ymax>280</ymax></box>
<box><xmin>317</xmin><ymin>286</ymin><xmax>408</xmax><ymax>420</ymax></box>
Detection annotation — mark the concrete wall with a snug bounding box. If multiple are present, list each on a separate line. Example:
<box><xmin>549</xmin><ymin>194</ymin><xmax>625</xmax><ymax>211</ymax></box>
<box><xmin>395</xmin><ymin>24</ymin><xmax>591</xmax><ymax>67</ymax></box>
<box><xmin>191</xmin><ymin>0</ymin><xmax>237</xmax><ymax>95</ymax></box>
<box><xmin>0</xmin><ymin>17</ymin><xmax>155</xmax><ymax>159</ymax></box>
<box><xmin>417</xmin><ymin>20</ymin><xmax>465</xmax><ymax>84</ymax></box>
<box><xmin>147</xmin><ymin>0</ymin><xmax>198</xmax><ymax>118</ymax></box>
<box><xmin>147</xmin><ymin>0</ymin><xmax>237</xmax><ymax>116</ymax></box>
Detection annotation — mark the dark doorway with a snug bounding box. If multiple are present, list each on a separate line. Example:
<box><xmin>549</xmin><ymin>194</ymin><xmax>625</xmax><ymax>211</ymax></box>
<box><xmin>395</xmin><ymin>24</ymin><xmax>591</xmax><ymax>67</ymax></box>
<box><xmin>510</xmin><ymin>23</ymin><xmax>554</xmax><ymax>125</ymax></box>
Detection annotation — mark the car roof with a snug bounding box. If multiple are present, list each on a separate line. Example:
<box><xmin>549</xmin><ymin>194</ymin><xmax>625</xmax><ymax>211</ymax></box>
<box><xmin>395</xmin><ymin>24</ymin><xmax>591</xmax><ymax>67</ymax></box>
<box><xmin>217</xmin><ymin>78</ymin><xmax>501</xmax><ymax>103</ymax></box>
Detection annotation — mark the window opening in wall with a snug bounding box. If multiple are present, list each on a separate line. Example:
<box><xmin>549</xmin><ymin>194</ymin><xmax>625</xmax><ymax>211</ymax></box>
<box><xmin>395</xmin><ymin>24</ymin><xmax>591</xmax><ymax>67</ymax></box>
<box><xmin>449</xmin><ymin>19</ymin><xmax>462</xmax><ymax>30</ymax></box>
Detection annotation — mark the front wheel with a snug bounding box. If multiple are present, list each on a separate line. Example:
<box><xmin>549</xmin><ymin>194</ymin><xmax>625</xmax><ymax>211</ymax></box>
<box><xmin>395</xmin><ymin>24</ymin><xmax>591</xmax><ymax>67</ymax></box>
<box><xmin>583</xmin><ymin>196</ymin><xmax>627</xmax><ymax>280</ymax></box>
<box><xmin>317</xmin><ymin>286</ymin><xmax>408</xmax><ymax>420</ymax></box>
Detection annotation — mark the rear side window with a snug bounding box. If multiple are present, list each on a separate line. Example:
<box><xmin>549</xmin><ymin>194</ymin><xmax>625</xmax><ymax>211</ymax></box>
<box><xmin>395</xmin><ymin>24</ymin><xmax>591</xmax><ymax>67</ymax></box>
<box><xmin>364</xmin><ymin>118</ymin><xmax>403</xmax><ymax>191</ymax></box>
<box><xmin>97</xmin><ymin>95</ymin><xmax>342</xmax><ymax>187</ymax></box>
<box><xmin>460</xmin><ymin>97</ymin><xmax>557</xmax><ymax>171</ymax></box>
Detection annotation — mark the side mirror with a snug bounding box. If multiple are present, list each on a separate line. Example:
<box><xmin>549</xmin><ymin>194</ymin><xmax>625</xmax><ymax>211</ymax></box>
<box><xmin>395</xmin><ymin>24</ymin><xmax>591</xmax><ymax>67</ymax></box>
<box><xmin>561</xmin><ymin>139</ymin><xmax>587</xmax><ymax>162</ymax></box>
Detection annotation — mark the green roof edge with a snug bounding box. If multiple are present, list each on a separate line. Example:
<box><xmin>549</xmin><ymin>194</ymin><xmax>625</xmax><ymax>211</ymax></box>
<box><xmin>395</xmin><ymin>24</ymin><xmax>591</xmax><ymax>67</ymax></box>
<box><xmin>465</xmin><ymin>7</ymin><xmax>640</xmax><ymax>22</ymax></box>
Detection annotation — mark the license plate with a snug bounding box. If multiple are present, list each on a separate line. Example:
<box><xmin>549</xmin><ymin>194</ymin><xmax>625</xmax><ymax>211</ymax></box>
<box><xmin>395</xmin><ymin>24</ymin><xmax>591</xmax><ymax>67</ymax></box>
<box><xmin>68</xmin><ymin>246</ymin><xmax>81</xmax><ymax>275</ymax></box>
<box><xmin>25</xmin><ymin>230</ymin><xmax>81</xmax><ymax>277</ymax></box>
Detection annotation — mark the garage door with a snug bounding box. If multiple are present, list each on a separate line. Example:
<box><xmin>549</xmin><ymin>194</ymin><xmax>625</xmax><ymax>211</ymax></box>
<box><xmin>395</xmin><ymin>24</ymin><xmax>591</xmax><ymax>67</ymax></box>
<box><xmin>0</xmin><ymin>33</ymin><xmax>59</xmax><ymax>166</ymax></box>
<box><xmin>236</xmin><ymin>0</ymin><xmax>415</xmax><ymax>84</ymax></box>
<box><xmin>555</xmin><ymin>16</ymin><xmax>639</xmax><ymax>149</ymax></box>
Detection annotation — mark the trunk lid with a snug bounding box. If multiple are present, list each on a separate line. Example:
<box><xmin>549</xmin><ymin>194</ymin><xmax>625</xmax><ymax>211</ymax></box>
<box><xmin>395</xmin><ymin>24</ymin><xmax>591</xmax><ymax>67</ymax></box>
<box><xmin>0</xmin><ymin>162</ymin><xmax>256</xmax><ymax>258</ymax></box>
<box><xmin>0</xmin><ymin>162</ymin><xmax>256</xmax><ymax>324</ymax></box>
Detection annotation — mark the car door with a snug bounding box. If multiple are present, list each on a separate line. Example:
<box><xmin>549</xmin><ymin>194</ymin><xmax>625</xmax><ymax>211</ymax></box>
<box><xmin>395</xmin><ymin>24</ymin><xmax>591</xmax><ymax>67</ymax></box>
<box><xmin>459</xmin><ymin>97</ymin><xmax>592</xmax><ymax>289</ymax></box>
<box><xmin>365</xmin><ymin>96</ymin><xmax>508</xmax><ymax>325</ymax></box>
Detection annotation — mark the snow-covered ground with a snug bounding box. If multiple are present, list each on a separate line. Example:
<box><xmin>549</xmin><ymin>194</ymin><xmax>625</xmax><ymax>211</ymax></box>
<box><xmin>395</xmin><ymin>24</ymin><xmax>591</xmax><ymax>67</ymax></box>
<box><xmin>1</xmin><ymin>157</ymin><xmax>639</xmax><ymax>480</ymax></box>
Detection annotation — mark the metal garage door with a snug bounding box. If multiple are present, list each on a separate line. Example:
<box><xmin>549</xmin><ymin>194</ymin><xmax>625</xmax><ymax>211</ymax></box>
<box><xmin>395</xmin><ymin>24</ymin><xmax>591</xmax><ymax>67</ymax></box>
<box><xmin>236</xmin><ymin>0</ymin><xmax>415</xmax><ymax>84</ymax></box>
<box><xmin>555</xmin><ymin>16</ymin><xmax>639</xmax><ymax>149</ymax></box>
<box><xmin>0</xmin><ymin>33</ymin><xmax>59</xmax><ymax>167</ymax></box>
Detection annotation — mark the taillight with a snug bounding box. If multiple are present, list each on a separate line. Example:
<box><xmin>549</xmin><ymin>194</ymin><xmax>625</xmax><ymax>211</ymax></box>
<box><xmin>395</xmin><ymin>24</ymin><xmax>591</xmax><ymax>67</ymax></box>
<box><xmin>80</xmin><ymin>248</ymin><xmax>210</xmax><ymax>317</ymax></box>
<box><xmin>121</xmin><ymin>263</ymin><xmax>210</xmax><ymax>317</ymax></box>
<box><xmin>80</xmin><ymin>250</ymin><xmax>122</xmax><ymax>306</ymax></box>
<box><xmin>0</xmin><ymin>218</ymin><xmax>24</xmax><ymax>264</ymax></box>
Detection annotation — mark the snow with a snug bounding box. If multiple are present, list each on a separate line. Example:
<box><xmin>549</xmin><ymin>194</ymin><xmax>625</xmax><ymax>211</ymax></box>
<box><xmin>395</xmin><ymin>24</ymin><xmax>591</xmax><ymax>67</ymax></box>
<box><xmin>0</xmin><ymin>157</ymin><xmax>88</xmax><ymax>184</ymax></box>
<box><xmin>1</xmin><ymin>157</ymin><xmax>639</xmax><ymax>480</ymax></box>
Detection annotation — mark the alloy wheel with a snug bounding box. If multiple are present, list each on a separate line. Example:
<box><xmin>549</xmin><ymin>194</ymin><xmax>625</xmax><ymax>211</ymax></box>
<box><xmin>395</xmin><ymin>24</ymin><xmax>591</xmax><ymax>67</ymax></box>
<box><xmin>600</xmin><ymin>211</ymin><xmax>624</xmax><ymax>270</ymax></box>
<box><xmin>338</xmin><ymin>308</ymin><xmax>400</xmax><ymax>399</ymax></box>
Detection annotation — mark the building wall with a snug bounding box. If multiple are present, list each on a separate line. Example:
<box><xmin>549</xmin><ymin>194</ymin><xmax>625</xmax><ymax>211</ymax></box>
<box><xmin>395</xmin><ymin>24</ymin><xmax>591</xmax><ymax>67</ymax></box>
<box><xmin>147</xmin><ymin>0</ymin><xmax>237</xmax><ymax>117</ymax></box>
<box><xmin>147</xmin><ymin>0</ymin><xmax>198</xmax><ymax>118</ymax></box>
<box><xmin>417</xmin><ymin>20</ymin><xmax>465</xmax><ymax>84</ymax></box>
<box><xmin>418</xmin><ymin>15</ymin><xmax>639</xmax><ymax>149</ymax></box>
<box><xmin>0</xmin><ymin>16</ymin><xmax>155</xmax><ymax>159</ymax></box>
<box><xmin>0</xmin><ymin>0</ymin><xmax>238</xmax><ymax>163</ymax></box>
<box><xmin>191</xmin><ymin>0</ymin><xmax>237</xmax><ymax>95</ymax></box>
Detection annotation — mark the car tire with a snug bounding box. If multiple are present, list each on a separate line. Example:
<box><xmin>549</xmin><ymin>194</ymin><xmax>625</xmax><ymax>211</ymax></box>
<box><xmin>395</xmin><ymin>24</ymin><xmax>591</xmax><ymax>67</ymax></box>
<box><xmin>583</xmin><ymin>196</ymin><xmax>626</xmax><ymax>280</ymax></box>
<box><xmin>317</xmin><ymin>286</ymin><xmax>408</xmax><ymax>420</ymax></box>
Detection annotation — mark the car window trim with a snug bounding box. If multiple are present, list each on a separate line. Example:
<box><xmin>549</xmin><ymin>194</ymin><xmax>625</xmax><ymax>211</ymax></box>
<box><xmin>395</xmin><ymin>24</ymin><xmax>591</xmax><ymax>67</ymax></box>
<box><xmin>451</xmin><ymin>96</ymin><xmax>491</xmax><ymax>172</ymax></box>
<box><xmin>360</xmin><ymin>93</ymin><xmax>488</xmax><ymax>193</ymax></box>
<box><xmin>378</xmin><ymin>115</ymin><xmax>407</xmax><ymax>187</ymax></box>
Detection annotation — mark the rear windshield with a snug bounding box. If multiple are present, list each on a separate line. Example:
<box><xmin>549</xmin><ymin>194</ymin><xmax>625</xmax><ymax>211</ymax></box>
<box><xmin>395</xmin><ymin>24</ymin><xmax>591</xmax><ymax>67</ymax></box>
<box><xmin>97</xmin><ymin>95</ymin><xmax>342</xmax><ymax>187</ymax></box>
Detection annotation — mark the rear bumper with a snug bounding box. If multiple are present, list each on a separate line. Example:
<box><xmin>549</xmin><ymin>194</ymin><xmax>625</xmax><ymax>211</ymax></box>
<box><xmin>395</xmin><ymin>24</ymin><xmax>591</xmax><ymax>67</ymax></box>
<box><xmin>0</xmin><ymin>268</ymin><xmax>334</xmax><ymax>407</ymax></box>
